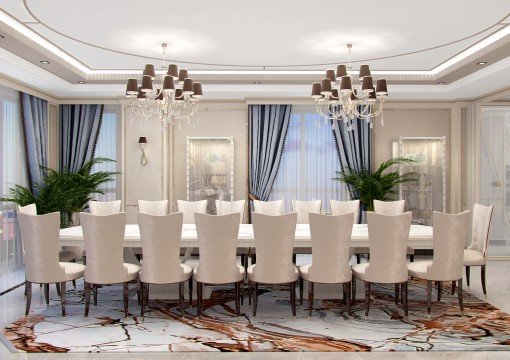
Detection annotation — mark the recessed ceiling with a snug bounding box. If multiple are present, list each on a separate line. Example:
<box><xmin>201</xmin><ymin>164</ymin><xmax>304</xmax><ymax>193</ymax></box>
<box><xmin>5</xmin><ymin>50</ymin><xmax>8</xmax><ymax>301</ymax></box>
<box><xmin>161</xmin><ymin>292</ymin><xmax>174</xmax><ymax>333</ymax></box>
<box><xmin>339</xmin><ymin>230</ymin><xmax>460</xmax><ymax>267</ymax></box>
<box><xmin>1</xmin><ymin>0</ymin><xmax>510</xmax><ymax>99</ymax></box>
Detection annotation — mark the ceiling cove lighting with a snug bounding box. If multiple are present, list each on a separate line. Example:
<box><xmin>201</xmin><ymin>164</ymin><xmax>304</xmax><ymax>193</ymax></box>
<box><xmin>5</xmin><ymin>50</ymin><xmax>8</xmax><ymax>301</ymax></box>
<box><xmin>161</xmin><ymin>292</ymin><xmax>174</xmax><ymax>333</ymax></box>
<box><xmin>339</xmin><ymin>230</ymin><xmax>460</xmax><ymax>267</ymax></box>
<box><xmin>125</xmin><ymin>43</ymin><xmax>203</xmax><ymax>129</ymax></box>
<box><xmin>477</xmin><ymin>61</ymin><xmax>488</xmax><ymax>65</ymax></box>
<box><xmin>40</xmin><ymin>60</ymin><xmax>50</xmax><ymax>64</ymax></box>
<box><xmin>310</xmin><ymin>44</ymin><xmax>387</xmax><ymax>131</ymax></box>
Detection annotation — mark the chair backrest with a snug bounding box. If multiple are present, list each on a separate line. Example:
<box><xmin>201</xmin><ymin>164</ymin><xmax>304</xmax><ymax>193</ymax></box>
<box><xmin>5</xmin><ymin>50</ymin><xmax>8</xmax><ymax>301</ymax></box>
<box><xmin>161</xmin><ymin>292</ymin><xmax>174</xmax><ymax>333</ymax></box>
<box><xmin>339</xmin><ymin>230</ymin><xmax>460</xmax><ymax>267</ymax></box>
<box><xmin>373</xmin><ymin>200</ymin><xmax>405</xmax><ymax>215</ymax></box>
<box><xmin>80</xmin><ymin>212</ymin><xmax>127</xmax><ymax>284</ymax></box>
<box><xmin>89</xmin><ymin>200</ymin><xmax>122</xmax><ymax>215</ymax></box>
<box><xmin>18</xmin><ymin>203</ymin><xmax>37</xmax><ymax>215</ymax></box>
<box><xmin>291</xmin><ymin>199</ymin><xmax>321</xmax><ymax>224</ymax></box>
<box><xmin>18</xmin><ymin>212</ymin><xmax>64</xmax><ymax>283</ymax></box>
<box><xmin>177</xmin><ymin>200</ymin><xmax>207</xmax><ymax>224</ymax></box>
<box><xmin>194</xmin><ymin>213</ymin><xmax>240</xmax><ymax>284</ymax></box>
<box><xmin>138</xmin><ymin>199</ymin><xmax>168</xmax><ymax>216</ymax></box>
<box><xmin>252</xmin><ymin>213</ymin><xmax>297</xmax><ymax>283</ymax></box>
<box><xmin>365</xmin><ymin>212</ymin><xmax>412</xmax><ymax>284</ymax></box>
<box><xmin>309</xmin><ymin>212</ymin><xmax>354</xmax><ymax>283</ymax></box>
<box><xmin>330</xmin><ymin>199</ymin><xmax>360</xmax><ymax>224</ymax></box>
<box><xmin>252</xmin><ymin>199</ymin><xmax>283</xmax><ymax>215</ymax></box>
<box><xmin>469</xmin><ymin>203</ymin><xmax>494</xmax><ymax>257</ymax></box>
<box><xmin>215</xmin><ymin>200</ymin><xmax>246</xmax><ymax>223</ymax></box>
<box><xmin>428</xmin><ymin>211</ymin><xmax>471</xmax><ymax>281</ymax></box>
<box><xmin>138</xmin><ymin>212</ymin><xmax>183</xmax><ymax>283</ymax></box>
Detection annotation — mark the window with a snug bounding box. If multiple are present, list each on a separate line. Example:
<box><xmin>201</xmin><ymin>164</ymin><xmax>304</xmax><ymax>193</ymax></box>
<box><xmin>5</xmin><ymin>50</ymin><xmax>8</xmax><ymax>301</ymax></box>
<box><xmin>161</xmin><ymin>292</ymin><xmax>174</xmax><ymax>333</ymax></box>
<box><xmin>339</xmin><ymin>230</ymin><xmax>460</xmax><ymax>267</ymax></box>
<box><xmin>92</xmin><ymin>104</ymin><xmax>120</xmax><ymax>201</ymax></box>
<box><xmin>269</xmin><ymin>105</ymin><xmax>349</xmax><ymax>212</ymax></box>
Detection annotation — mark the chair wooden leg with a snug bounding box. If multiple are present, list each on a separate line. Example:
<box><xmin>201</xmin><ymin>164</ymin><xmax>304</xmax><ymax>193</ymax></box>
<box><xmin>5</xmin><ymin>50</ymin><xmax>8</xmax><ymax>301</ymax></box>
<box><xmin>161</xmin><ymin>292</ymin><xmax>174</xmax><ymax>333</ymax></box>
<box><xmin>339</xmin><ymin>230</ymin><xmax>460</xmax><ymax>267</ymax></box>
<box><xmin>346</xmin><ymin>282</ymin><xmax>352</xmax><ymax>316</ymax></box>
<box><xmin>123</xmin><ymin>282</ymin><xmax>129</xmax><ymax>317</ymax></box>
<box><xmin>290</xmin><ymin>281</ymin><xmax>297</xmax><ymax>317</ymax></box>
<box><xmin>458</xmin><ymin>279</ymin><xmax>464</xmax><ymax>313</ymax></box>
<box><xmin>466</xmin><ymin>266</ymin><xmax>470</xmax><ymax>287</ymax></box>
<box><xmin>188</xmin><ymin>277</ymin><xmax>193</xmax><ymax>306</ymax></box>
<box><xmin>93</xmin><ymin>285</ymin><xmax>98</xmax><ymax>306</ymax></box>
<box><xmin>451</xmin><ymin>280</ymin><xmax>456</xmax><ymax>295</ymax></box>
<box><xmin>84</xmin><ymin>282</ymin><xmax>92</xmax><ymax>317</ymax></box>
<box><xmin>197</xmin><ymin>282</ymin><xmax>203</xmax><ymax>317</ymax></box>
<box><xmin>235</xmin><ymin>281</ymin><xmax>241</xmax><ymax>316</ymax></box>
<box><xmin>292</xmin><ymin>254</ymin><xmax>297</xmax><ymax>264</ymax></box>
<box><xmin>299</xmin><ymin>276</ymin><xmax>304</xmax><ymax>305</ymax></box>
<box><xmin>403</xmin><ymin>281</ymin><xmax>409</xmax><ymax>316</ymax></box>
<box><xmin>252</xmin><ymin>282</ymin><xmax>258</xmax><ymax>317</ymax></box>
<box><xmin>44</xmin><ymin>284</ymin><xmax>49</xmax><ymax>305</ymax></box>
<box><xmin>248</xmin><ymin>280</ymin><xmax>252</xmax><ymax>306</ymax></box>
<box><xmin>179</xmin><ymin>281</ymin><xmax>185</xmax><ymax>317</ymax></box>
<box><xmin>410</xmin><ymin>254</ymin><xmax>415</xmax><ymax>262</ymax></box>
<box><xmin>481</xmin><ymin>265</ymin><xmax>487</xmax><ymax>295</ymax></box>
<box><xmin>437</xmin><ymin>281</ymin><xmax>442</xmax><ymax>302</ymax></box>
<box><xmin>60</xmin><ymin>282</ymin><xmax>66</xmax><ymax>317</ymax></box>
<box><xmin>356</xmin><ymin>254</ymin><xmax>361</xmax><ymax>264</ymax></box>
<box><xmin>352</xmin><ymin>275</ymin><xmax>356</xmax><ymax>305</ymax></box>
<box><xmin>71</xmin><ymin>260</ymin><xmax>77</xmax><ymax>289</ymax></box>
<box><xmin>143</xmin><ymin>283</ymin><xmax>149</xmax><ymax>315</ymax></box>
<box><xmin>140</xmin><ymin>281</ymin><xmax>145</xmax><ymax>317</ymax></box>
<box><xmin>308</xmin><ymin>281</ymin><xmax>314</xmax><ymax>316</ymax></box>
<box><xmin>56</xmin><ymin>282</ymin><xmax>61</xmax><ymax>297</ymax></box>
<box><xmin>427</xmin><ymin>280</ymin><xmax>432</xmax><ymax>315</ymax></box>
<box><xmin>25</xmin><ymin>281</ymin><xmax>32</xmax><ymax>316</ymax></box>
<box><xmin>394</xmin><ymin>283</ymin><xmax>399</xmax><ymax>305</ymax></box>
<box><xmin>364</xmin><ymin>282</ymin><xmax>371</xmax><ymax>317</ymax></box>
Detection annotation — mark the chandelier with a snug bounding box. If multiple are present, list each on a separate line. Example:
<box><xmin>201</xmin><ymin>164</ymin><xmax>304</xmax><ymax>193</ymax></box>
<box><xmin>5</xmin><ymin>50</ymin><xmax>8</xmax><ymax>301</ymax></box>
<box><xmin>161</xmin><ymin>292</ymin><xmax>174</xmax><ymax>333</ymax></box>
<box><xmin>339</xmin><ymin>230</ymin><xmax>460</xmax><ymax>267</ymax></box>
<box><xmin>125</xmin><ymin>43</ymin><xmax>203</xmax><ymax>129</ymax></box>
<box><xmin>311</xmin><ymin>44</ymin><xmax>388</xmax><ymax>130</ymax></box>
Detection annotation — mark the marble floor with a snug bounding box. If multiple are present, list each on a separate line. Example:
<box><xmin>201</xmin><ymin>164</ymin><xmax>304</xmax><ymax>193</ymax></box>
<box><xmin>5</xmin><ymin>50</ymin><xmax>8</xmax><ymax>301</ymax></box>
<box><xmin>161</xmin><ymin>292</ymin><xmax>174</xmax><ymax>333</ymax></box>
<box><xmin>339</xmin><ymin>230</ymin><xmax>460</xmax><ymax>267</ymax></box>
<box><xmin>0</xmin><ymin>259</ymin><xmax>509</xmax><ymax>359</ymax></box>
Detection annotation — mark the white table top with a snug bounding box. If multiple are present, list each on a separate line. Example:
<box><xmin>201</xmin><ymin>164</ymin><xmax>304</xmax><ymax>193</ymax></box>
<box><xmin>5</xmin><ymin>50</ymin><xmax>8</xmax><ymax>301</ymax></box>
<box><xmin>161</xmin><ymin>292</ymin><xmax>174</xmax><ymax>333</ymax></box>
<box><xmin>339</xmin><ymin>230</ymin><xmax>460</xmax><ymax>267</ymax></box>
<box><xmin>60</xmin><ymin>223</ymin><xmax>434</xmax><ymax>249</ymax></box>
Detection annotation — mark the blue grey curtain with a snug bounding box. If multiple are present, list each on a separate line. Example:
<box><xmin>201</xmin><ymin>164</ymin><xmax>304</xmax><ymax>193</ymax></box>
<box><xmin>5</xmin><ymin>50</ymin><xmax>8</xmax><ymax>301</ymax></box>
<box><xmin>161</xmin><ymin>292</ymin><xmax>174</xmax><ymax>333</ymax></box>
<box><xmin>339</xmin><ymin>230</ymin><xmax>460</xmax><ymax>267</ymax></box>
<box><xmin>19</xmin><ymin>92</ymin><xmax>48</xmax><ymax>193</ymax></box>
<box><xmin>249</xmin><ymin>104</ymin><xmax>291</xmax><ymax>201</ymax></box>
<box><xmin>60</xmin><ymin>104</ymin><xmax>104</xmax><ymax>172</ymax></box>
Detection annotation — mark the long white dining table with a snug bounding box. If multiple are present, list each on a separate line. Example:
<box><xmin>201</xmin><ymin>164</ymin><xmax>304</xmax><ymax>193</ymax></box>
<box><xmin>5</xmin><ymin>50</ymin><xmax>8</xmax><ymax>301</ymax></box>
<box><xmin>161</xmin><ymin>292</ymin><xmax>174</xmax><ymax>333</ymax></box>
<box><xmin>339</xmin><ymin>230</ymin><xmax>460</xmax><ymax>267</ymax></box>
<box><xmin>60</xmin><ymin>223</ymin><xmax>434</xmax><ymax>248</ymax></box>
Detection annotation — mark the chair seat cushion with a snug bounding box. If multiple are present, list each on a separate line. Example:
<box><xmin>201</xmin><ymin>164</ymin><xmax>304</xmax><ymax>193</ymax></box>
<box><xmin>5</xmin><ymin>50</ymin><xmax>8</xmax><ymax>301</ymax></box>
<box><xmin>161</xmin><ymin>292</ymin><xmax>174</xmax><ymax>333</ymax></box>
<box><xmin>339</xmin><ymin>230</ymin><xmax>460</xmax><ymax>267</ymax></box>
<box><xmin>124</xmin><ymin>263</ymin><xmax>141</xmax><ymax>282</ymax></box>
<box><xmin>140</xmin><ymin>263</ymin><xmax>193</xmax><ymax>284</ymax></box>
<box><xmin>351</xmin><ymin>262</ymin><xmax>369</xmax><ymax>281</ymax></box>
<box><xmin>247</xmin><ymin>264</ymin><xmax>299</xmax><ymax>284</ymax></box>
<box><xmin>299</xmin><ymin>263</ymin><xmax>351</xmax><ymax>284</ymax></box>
<box><xmin>464</xmin><ymin>249</ymin><xmax>485</xmax><ymax>266</ymax></box>
<box><xmin>59</xmin><ymin>261</ymin><xmax>85</xmax><ymax>281</ymax></box>
<box><xmin>407</xmin><ymin>260</ymin><xmax>432</xmax><ymax>279</ymax></box>
<box><xmin>193</xmin><ymin>264</ymin><xmax>245</xmax><ymax>284</ymax></box>
<box><xmin>59</xmin><ymin>250</ymin><xmax>76</xmax><ymax>262</ymax></box>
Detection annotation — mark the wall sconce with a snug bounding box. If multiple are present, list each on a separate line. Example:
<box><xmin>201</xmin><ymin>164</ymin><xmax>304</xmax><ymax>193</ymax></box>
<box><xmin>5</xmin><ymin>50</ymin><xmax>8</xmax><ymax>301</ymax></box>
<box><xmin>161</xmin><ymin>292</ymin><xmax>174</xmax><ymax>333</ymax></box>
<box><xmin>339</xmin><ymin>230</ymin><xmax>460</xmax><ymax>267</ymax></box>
<box><xmin>138</xmin><ymin>137</ymin><xmax>148</xmax><ymax>166</ymax></box>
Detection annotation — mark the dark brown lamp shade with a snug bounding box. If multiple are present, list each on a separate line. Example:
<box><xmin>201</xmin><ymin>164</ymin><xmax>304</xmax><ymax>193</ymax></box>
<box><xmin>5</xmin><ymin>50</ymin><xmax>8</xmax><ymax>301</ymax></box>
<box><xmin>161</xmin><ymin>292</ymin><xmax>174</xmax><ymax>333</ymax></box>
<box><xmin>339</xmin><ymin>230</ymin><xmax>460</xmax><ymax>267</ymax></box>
<box><xmin>368</xmin><ymin>87</ymin><xmax>377</xmax><ymax>101</ymax></box>
<box><xmin>340</xmin><ymin>76</ymin><xmax>352</xmax><ymax>93</ymax></box>
<box><xmin>359</xmin><ymin>64</ymin><xmax>371</xmax><ymax>79</ymax></box>
<box><xmin>183</xmin><ymin>78</ymin><xmax>194</xmax><ymax>93</ymax></box>
<box><xmin>321</xmin><ymin>78</ymin><xmax>332</xmax><ymax>94</ymax></box>
<box><xmin>326</xmin><ymin>69</ymin><xmax>336</xmax><ymax>82</ymax></box>
<box><xmin>178</xmin><ymin>69</ymin><xmax>188</xmax><ymax>83</ymax></box>
<box><xmin>175</xmin><ymin>88</ymin><xmax>183</xmax><ymax>99</ymax></box>
<box><xmin>311</xmin><ymin>82</ymin><xmax>322</xmax><ymax>98</ymax></box>
<box><xmin>362</xmin><ymin>76</ymin><xmax>374</xmax><ymax>92</ymax></box>
<box><xmin>376</xmin><ymin>79</ymin><xmax>388</xmax><ymax>95</ymax></box>
<box><xmin>141</xmin><ymin>75</ymin><xmax>153</xmax><ymax>92</ymax></box>
<box><xmin>156</xmin><ymin>91</ymin><xmax>164</xmax><ymax>101</ymax></box>
<box><xmin>350</xmin><ymin>92</ymin><xmax>357</xmax><ymax>101</ymax></box>
<box><xmin>167</xmin><ymin>64</ymin><xmax>179</xmax><ymax>77</ymax></box>
<box><xmin>336</xmin><ymin>65</ymin><xmax>347</xmax><ymax>79</ymax></box>
<box><xmin>143</xmin><ymin>64</ymin><xmax>156</xmax><ymax>79</ymax></box>
<box><xmin>126</xmin><ymin>78</ymin><xmax>138</xmax><ymax>95</ymax></box>
<box><xmin>163</xmin><ymin>76</ymin><xmax>175</xmax><ymax>91</ymax></box>
<box><xmin>138</xmin><ymin>137</ymin><xmax>147</xmax><ymax>145</ymax></box>
<box><xmin>331</xmin><ymin>89</ymin><xmax>339</xmax><ymax>99</ymax></box>
<box><xmin>193</xmin><ymin>82</ymin><xmax>203</xmax><ymax>97</ymax></box>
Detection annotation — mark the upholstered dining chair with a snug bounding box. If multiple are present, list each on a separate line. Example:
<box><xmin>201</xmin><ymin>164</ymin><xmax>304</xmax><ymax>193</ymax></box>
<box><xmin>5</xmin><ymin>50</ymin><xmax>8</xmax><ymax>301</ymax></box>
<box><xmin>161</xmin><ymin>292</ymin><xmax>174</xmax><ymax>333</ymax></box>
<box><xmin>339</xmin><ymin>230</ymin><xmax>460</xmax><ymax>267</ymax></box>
<box><xmin>88</xmin><ymin>200</ymin><xmax>122</xmax><ymax>215</ymax></box>
<box><xmin>249</xmin><ymin>212</ymin><xmax>299</xmax><ymax>316</ymax></box>
<box><xmin>194</xmin><ymin>213</ymin><xmax>244</xmax><ymax>316</ymax></box>
<box><xmin>80</xmin><ymin>212</ymin><xmax>140</xmax><ymax>317</ymax></box>
<box><xmin>138</xmin><ymin>199</ymin><xmax>169</xmax><ymax>216</ymax></box>
<box><xmin>18</xmin><ymin>212</ymin><xmax>85</xmax><ymax>316</ymax></box>
<box><xmin>407</xmin><ymin>211</ymin><xmax>470</xmax><ymax>315</ymax></box>
<box><xmin>177</xmin><ymin>200</ymin><xmax>207</xmax><ymax>224</ymax></box>
<box><xmin>252</xmin><ymin>199</ymin><xmax>284</xmax><ymax>215</ymax></box>
<box><xmin>352</xmin><ymin>212</ymin><xmax>412</xmax><ymax>317</ymax></box>
<box><xmin>330</xmin><ymin>200</ymin><xmax>360</xmax><ymax>223</ymax></box>
<box><xmin>299</xmin><ymin>212</ymin><xmax>354</xmax><ymax>315</ymax></box>
<box><xmin>291</xmin><ymin>199</ymin><xmax>321</xmax><ymax>224</ymax></box>
<box><xmin>138</xmin><ymin>212</ymin><xmax>192</xmax><ymax>317</ymax></box>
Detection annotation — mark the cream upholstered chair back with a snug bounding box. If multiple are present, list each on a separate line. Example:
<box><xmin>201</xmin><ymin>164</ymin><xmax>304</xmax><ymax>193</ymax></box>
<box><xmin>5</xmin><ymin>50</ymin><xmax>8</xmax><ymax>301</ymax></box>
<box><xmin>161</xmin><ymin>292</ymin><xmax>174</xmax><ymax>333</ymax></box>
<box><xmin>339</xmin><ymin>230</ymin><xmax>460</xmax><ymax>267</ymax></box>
<box><xmin>469</xmin><ymin>203</ymin><xmax>494</xmax><ymax>257</ymax></box>
<box><xmin>194</xmin><ymin>213</ymin><xmax>240</xmax><ymax>284</ymax></box>
<box><xmin>373</xmin><ymin>200</ymin><xmax>405</xmax><ymax>215</ymax></box>
<box><xmin>252</xmin><ymin>199</ymin><xmax>284</xmax><ymax>215</ymax></box>
<box><xmin>330</xmin><ymin>200</ymin><xmax>360</xmax><ymax>224</ymax></box>
<box><xmin>177</xmin><ymin>200</ymin><xmax>207</xmax><ymax>224</ymax></box>
<box><xmin>138</xmin><ymin>212</ymin><xmax>183</xmax><ymax>283</ymax></box>
<box><xmin>215</xmin><ymin>200</ymin><xmax>246</xmax><ymax>223</ymax></box>
<box><xmin>251</xmin><ymin>213</ymin><xmax>297</xmax><ymax>283</ymax></box>
<box><xmin>18</xmin><ymin>212</ymin><xmax>64</xmax><ymax>283</ymax></box>
<box><xmin>89</xmin><ymin>200</ymin><xmax>121</xmax><ymax>215</ymax></box>
<box><xmin>309</xmin><ymin>212</ymin><xmax>354</xmax><ymax>283</ymax></box>
<box><xmin>138</xmin><ymin>200</ymin><xmax>168</xmax><ymax>216</ymax></box>
<box><xmin>428</xmin><ymin>211</ymin><xmax>471</xmax><ymax>281</ymax></box>
<box><xmin>18</xmin><ymin>203</ymin><xmax>37</xmax><ymax>215</ymax></box>
<box><xmin>291</xmin><ymin>199</ymin><xmax>321</xmax><ymax>224</ymax></box>
<box><xmin>80</xmin><ymin>212</ymin><xmax>128</xmax><ymax>284</ymax></box>
<box><xmin>365</xmin><ymin>212</ymin><xmax>412</xmax><ymax>283</ymax></box>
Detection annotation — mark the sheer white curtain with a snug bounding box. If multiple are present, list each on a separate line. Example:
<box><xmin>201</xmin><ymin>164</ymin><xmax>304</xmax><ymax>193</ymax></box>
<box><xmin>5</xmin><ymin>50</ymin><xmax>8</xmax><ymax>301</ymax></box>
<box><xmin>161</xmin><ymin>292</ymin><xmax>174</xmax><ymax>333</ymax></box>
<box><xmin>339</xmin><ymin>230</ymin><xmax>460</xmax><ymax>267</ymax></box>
<box><xmin>269</xmin><ymin>105</ymin><xmax>349</xmax><ymax>212</ymax></box>
<box><xmin>0</xmin><ymin>85</ymin><xmax>26</xmax><ymax>275</ymax></box>
<box><xmin>92</xmin><ymin>104</ymin><xmax>120</xmax><ymax>201</ymax></box>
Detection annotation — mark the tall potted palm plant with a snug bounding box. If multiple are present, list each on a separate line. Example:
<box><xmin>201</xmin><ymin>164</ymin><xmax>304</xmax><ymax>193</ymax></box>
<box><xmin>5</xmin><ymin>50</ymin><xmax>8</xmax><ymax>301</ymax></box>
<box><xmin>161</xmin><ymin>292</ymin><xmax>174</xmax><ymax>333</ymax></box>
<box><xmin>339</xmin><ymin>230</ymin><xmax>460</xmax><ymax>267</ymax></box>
<box><xmin>333</xmin><ymin>157</ymin><xmax>417</xmax><ymax>212</ymax></box>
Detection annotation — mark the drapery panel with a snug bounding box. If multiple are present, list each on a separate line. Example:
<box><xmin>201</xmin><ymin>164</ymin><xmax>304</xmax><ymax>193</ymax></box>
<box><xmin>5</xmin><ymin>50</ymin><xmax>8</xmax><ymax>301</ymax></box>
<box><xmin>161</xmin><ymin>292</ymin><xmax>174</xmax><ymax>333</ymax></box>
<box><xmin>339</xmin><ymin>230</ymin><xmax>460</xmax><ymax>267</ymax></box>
<box><xmin>19</xmin><ymin>92</ymin><xmax>48</xmax><ymax>193</ymax></box>
<box><xmin>249</xmin><ymin>104</ymin><xmax>291</xmax><ymax>201</ymax></box>
<box><xmin>60</xmin><ymin>104</ymin><xmax>104</xmax><ymax>172</ymax></box>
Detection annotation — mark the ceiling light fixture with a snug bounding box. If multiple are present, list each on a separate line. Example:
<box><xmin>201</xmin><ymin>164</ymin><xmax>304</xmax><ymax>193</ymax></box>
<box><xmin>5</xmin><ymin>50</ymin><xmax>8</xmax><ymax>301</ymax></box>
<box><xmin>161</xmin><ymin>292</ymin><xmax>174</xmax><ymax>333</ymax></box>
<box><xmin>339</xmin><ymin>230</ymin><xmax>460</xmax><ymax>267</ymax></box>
<box><xmin>477</xmin><ymin>61</ymin><xmax>487</xmax><ymax>65</ymax></box>
<box><xmin>0</xmin><ymin>34</ymin><xmax>4</xmax><ymax>39</ymax></box>
<box><xmin>310</xmin><ymin>44</ymin><xmax>387</xmax><ymax>131</ymax></box>
<box><xmin>40</xmin><ymin>60</ymin><xmax>50</xmax><ymax>64</ymax></box>
<box><xmin>437</xmin><ymin>81</ymin><xmax>446</xmax><ymax>85</ymax></box>
<box><xmin>77</xmin><ymin>80</ymin><xmax>85</xmax><ymax>84</ymax></box>
<box><xmin>125</xmin><ymin>43</ymin><xmax>203</xmax><ymax>129</ymax></box>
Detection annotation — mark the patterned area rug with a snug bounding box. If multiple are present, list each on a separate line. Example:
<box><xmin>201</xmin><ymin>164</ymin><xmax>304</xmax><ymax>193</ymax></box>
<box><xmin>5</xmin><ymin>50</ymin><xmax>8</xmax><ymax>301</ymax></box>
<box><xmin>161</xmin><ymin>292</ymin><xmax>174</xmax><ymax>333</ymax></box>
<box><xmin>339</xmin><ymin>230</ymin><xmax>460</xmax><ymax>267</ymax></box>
<box><xmin>2</xmin><ymin>281</ymin><xmax>510</xmax><ymax>352</ymax></box>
